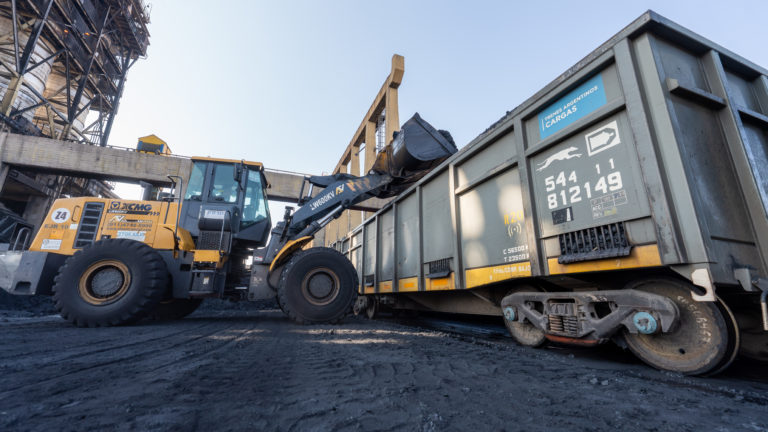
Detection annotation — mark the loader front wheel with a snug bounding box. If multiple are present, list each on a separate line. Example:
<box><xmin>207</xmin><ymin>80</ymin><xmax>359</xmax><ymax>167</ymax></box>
<box><xmin>53</xmin><ymin>239</ymin><xmax>168</xmax><ymax>327</ymax></box>
<box><xmin>277</xmin><ymin>247</ymin><xmax>358</xmax><ymax>324</ymax></box>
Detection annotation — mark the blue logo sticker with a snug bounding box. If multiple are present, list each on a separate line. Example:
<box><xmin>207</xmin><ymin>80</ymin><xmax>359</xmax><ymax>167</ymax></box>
<box><xmin>538</xmin><ymin>74</ymin><xmax>607</xmax><ymax>139</ymax></box>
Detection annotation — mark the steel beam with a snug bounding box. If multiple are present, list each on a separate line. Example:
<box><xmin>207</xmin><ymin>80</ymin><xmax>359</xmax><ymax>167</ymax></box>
<box><xmin>11</xmin><ymin>0</ymin><xmax>19</xmax><ymax>68</ymax></box>
<box><xmin>100</xmin><ymin>50</ymin><xmax>132</xmax><ymax>146</ymax></box>
<box><xmin>69</xmin><ymin>7</ymin><xmax>110</xmax><ymax>128</ymax></box>
<box><xmin>17</xmin><ymin>0</ymin><xmax>53</xmax><ymax>74</ymax></box>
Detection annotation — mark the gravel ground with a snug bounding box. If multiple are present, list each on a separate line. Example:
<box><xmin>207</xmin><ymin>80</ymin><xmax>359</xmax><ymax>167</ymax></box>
<box><xmin>0</xmin><ymin>308</ymin><xmax>766</xmax><ymax>431</ymax></box>
<box><xmin>0</xmin><ymin>291</ymin><xmax>57</xmax><ymax>317</ymax></box>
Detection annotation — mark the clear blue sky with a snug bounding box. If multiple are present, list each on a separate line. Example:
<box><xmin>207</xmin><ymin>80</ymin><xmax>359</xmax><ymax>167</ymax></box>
<box><xmin>110</xmin><ymin>0</ymin><xmax>768</xmax><ymax>199</ymax></box>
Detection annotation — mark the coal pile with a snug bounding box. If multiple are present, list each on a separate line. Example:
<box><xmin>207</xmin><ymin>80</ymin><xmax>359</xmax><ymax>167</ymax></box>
<box><xmin>193</xmin><ymin>297</ymin><xmax>279</xmax><ymax>313</ymax></box>
<box><xmin>0</xmin><ymin>290</ymin><xmax>56</xmax><ymax>317</ymax></box>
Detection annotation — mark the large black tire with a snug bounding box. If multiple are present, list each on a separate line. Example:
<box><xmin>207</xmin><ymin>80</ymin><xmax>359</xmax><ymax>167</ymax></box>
<box><xmin>147</xmin><ymin>298</ymin><xmax>203</xmax><ymax>321</ymax></box>
<box><xmin>277</xmin><ymin>247</ymin><xmax>358</xmax><ymax>324</ymax></box>
<box><xmin>53</xmin><ymin>239</ymin><xmax>168</xmax><ymax>327</ymax></box>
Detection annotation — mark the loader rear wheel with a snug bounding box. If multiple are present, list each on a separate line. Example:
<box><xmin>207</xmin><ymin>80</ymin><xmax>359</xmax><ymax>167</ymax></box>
<box><xmin>147</xmin><ymin>298</ymin><xmax>203</xmax><ymax>321</ymax></box>
<box><xmin>53</xmin><ymin>239</ymin><xmax>168</xmax><ymax>327</ymax></box>
<box><xmin>277</xmin><ymin>247</ymin><xmax>357</xmax><ymax>324</ymax></box>
<box><xmin>622</xmin><ymin>278</ymin><xmax>734</xmax><ymax>376</ymax></box>
<box><xmin>503</xmin><ymin>286</ymin><xmax>547</xmax><ymax>347</ymax></box>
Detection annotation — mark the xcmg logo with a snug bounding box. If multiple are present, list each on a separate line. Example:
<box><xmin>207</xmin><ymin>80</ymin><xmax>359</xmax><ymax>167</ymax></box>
<box><xmin>109</xmin><ymin>201</ymin><xmax>153</xmax><ymax>212</ymax></box>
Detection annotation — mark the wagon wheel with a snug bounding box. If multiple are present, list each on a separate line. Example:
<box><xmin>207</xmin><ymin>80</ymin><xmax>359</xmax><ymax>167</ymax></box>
<box><xmin>707</xmin><ymin>299</ymin><xmax>740</xmax><ymax>375</ymax></box>
<box><xmin>622</xmin><ymin>278</ymin><xmax>737</xmax><ymax>376</ymax></box>
<box><xmin>366</xmin><ymin>296</ymin><xmax>379</xmax><ymax>319</ymax></box>
<box><xmin>502</xmin><ymin>285</ymin><xmax>547</xmax><ymax>347</ymax></box>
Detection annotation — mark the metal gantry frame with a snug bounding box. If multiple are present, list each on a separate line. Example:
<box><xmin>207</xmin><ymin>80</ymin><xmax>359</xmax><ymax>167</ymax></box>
<box><xmin>324</xmin><ymin>54</ymin><xmax>404</xmax><ymax>248</ymax></box>
<box><xmin>0</xmin><ymin>0</ymin><xmax>149</xmax><ymax>146</ymax></box>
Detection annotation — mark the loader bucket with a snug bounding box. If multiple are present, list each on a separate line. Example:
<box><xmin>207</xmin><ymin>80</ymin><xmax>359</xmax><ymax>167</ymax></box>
<box><xmin>0</xmin><ymin>251</ymin><xmax>23</xmax><ymax>292</ymax></box>
<box><xmin>369</xmin><ymin>113</ymin><xmax>457</xmax><ymax>197</ymax></box>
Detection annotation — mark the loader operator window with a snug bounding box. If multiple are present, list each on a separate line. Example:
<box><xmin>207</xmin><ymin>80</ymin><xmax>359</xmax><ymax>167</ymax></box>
<box><xmin>209</xmin><ymin>163</ymin><xmax>239</xmax><ymax>203</ymax></box>
<box><xmin>184</xmin><ymin>161</ymin><xmax>208</xmax><ymax>201</ymax></box>
<box><xmin>241</xmin><ymin>168</ymin><xmax>269</xmax><ymax>229</ymax></box>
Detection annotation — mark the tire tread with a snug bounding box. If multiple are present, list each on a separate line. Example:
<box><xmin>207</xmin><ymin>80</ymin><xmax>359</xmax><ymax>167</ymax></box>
<box><xmin>52</xmin><ymin>239</ymin><xmax>168</xmax><ymax>327</ymax></box>
<box><xmin>277</xmin><ymin>247</ymin><xmax>358</xmax><ymax>325</ymax></box>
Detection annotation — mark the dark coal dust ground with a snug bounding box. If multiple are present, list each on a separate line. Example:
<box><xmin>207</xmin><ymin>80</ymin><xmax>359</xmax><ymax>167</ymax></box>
<box><xmin>1</xmin><ymin>298</ymin><xmax>767</xmax><ymax>431</ymax></box>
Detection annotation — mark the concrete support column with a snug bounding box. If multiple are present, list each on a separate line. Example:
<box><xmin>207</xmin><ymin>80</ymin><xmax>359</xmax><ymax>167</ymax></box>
<box><xmin>325</xmin><ymin>215</ymin><xmax>338</xmax><ymax>247</ymax></box>
<box><xmin>0</xmin><ymin>163</ymin><xmax>10</xmax><ymax>194</ymax></box>
<box><xmin>313</xmin><ymin>227</ymin><xmax>325</xmax><ymax>248</ymax></box>
<box><xmin>0</xmin><ymin>132</ymin><xmax>10</xmax><ymax>193</ymax></box>
<box><xmin>349</xmin><ymin>143</ymin><xmax>362</xmax><ymax>229</ymax></box>
<box><xmin>385</xmin><ymin>86</ymin><xmax>399</xmax><ymax>144</ymax></box>
<box><xmin>22</xmin><ymin>195</ymin><xmax>52</xmax><ymax>232</ymax></box>
<box><xmin>1</xmin><ymin>75</ymin><xmax>23</xmax><ymax>116</ymax></box>
<box><xmin>364</xmin><ymin>121</ymin><xmax>377</xmax><ymax>220</ymax></box>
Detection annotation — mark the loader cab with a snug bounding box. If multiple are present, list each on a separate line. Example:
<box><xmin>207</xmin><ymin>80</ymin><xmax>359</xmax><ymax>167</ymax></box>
<box><xmin>180</xmin><ymin>157</ymin><xmax>271</xmax><ymax>249</ymax></box>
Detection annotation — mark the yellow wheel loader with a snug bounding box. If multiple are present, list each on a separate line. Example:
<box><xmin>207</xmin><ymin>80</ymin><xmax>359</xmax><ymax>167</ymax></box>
<box><xmin>0</xmin><ymin>113</ymin><xmax>456</xmax><ymax>326</ymax></box>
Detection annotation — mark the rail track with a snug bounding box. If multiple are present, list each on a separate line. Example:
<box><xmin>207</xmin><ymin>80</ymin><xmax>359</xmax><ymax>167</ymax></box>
<box><xmin>380</xmin><ymin>311</ymin><xmax>768</xmax><ymax>388</ymax></box>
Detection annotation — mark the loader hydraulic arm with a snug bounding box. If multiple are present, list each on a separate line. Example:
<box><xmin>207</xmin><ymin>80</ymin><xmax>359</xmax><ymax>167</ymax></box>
<box><xmin>288</xmin><ymin>172</ymin><xmax>392</xmax><ymax>237</ymax></box>
<box><xmin>261</xmin><ymin>113</ymin><xmax>456</xmax><ymax>265</ymax></box>
<box><xmin>260</xmin><ymin>172</ymin><xmax>392</xmax><ymax>264</ymax></box>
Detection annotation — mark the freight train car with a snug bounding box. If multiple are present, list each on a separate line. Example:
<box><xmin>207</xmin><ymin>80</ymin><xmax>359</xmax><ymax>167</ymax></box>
<box><xmin>344</xmin><ymin>11</ymin><xmax>768</xmax><ymax>375</ymax></box>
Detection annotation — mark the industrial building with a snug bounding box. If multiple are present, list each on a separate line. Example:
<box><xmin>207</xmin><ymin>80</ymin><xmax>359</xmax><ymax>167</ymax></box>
<box><xmin>0</xmin><ymin>0</ymin><xmax>151</xmax><ymax>242</ymax></box>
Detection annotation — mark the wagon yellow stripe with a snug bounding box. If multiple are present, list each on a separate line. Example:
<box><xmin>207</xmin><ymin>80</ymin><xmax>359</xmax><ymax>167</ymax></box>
<box><xmin>378</xmin><ymin>280</ymin><xmax>393</xmax><ymax>293</ymax></box>
<box><xmin>398</xmin><ymin>277</ymin><xmax>419</xmax><ymax>292</ymax></box>
<box><xmin>464</xmin><ymin>261</ymin><xmax>532</xmax><ymax>289</ymax></box>
<box><xmin>547</xmin><ymin>244</ymin><xmax>662</xmax><ymax>275</ymax></box>
<box><xmin>425</xmin><ymin>273</ymin><xmax>455</xmax><ymax>291</ymax></box>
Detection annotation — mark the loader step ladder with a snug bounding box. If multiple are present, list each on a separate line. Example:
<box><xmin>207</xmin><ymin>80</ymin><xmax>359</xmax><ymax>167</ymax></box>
<box><xmin>74</xmin><ymin>202</ymin><xmax>105</xmax><ymax>248</ymax></box>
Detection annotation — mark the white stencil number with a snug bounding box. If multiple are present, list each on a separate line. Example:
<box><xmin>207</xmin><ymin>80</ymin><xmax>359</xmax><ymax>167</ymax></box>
<box><xmin>546</xmin><ymin>170</ymin><xmax>623</xmax><ymax>209</ymax></box>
